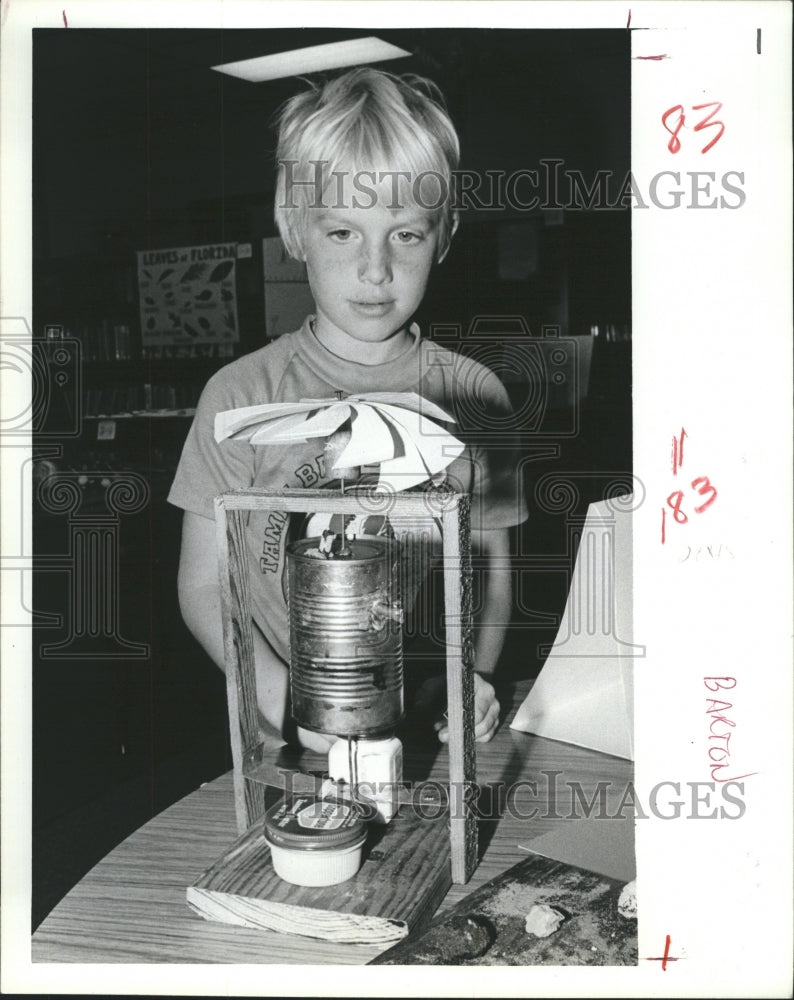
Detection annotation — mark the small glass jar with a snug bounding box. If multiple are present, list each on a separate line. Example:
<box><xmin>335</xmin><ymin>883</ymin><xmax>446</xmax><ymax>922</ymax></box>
<box><xmin>328</xmin><ymin>736</ymin><xmax>403</xmax><ymax>823</ymax></box>
<box><xmin>264</xmin><ymin>795</ymin><xmax>368</xmax><ymax>887</ymax></box>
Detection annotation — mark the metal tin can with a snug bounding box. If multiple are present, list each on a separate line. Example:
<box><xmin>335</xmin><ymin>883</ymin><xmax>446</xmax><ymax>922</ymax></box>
<box><xmin>264</xmin><ymin>795</ymin><xmax>368</xmax><ymax>887</ymax></box>
<box><xmin>287</xmin><ymin>536</ymin><xmax>403</xmax><ymax>737</ymax></box>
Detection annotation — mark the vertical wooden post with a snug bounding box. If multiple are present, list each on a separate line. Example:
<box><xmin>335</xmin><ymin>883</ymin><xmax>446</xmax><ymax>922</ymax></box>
<box><xmin>442</xmin><ymin>494</ymin><xmax>478</xmax><ymax>883</ymax></box>
<box><xmin>214</xmin><ymin>499</ymin><xmax>266</xmax><ymax>833</ymax></box>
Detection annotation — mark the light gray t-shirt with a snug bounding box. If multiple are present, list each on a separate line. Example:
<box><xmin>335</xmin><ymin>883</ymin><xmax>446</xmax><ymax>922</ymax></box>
<box><xmin>168</xmin><ymin>316</ymin><xmax>527</xmax><ymax>661</ymax></box>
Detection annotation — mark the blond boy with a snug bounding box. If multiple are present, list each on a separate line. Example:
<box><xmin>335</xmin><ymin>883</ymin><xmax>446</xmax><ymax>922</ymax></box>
<box><xmin>169</xmin><ymin>69</ymin><xmax>527</xmax><ymax>751</ymax></box>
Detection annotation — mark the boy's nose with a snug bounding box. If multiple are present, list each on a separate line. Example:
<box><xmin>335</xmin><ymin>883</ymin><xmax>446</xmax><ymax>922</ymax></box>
<box><xmin>358</xmin><ymin>245</ymin><xmax>392</xmax><ymax>284</ymax></box>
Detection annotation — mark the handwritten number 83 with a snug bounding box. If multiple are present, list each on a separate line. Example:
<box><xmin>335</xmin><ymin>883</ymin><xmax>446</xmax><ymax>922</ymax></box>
<box><xmin>662</xmin><ymin>102</ymin><xmax>725</xmax><ymax>154</ymax></box>
<box><xmin>667</xmin><ymin>476</ymin><xmax>719</xmax><ymax>525</ymax></box>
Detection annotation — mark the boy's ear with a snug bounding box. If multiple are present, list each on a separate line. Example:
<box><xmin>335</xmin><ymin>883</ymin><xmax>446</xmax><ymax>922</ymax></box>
<box><xmin>437</xmin><ymin>211</ymin><xmax>460</xmax><ymax>264</ymax></box>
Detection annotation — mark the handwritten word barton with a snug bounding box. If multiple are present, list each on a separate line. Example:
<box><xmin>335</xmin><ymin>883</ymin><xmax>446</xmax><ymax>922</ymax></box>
<box><xmin>705</xmin><ymin>677</ymin><xmax>758</xmax><ymax>783</ymax></box>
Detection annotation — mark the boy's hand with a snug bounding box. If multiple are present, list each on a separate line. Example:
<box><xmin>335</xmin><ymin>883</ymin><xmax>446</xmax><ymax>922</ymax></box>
<box><xmin>423</xmin><ymin>673</ymin><xmax>500</xmax><ymax>744</ymax></box>
<box><xmin>296</xmin><ymin>725</ymin><xmax>337</xmax><ymax>754</ymax></box>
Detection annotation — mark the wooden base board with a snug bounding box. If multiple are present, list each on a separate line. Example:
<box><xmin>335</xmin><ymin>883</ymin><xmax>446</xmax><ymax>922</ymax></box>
<box><xmin>187</xmin><ymin>803</ymin><xmax>453</xmax><ymax>946</ymax></box>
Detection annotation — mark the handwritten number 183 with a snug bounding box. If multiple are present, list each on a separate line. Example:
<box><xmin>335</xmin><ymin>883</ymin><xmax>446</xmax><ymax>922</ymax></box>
<box><xmin>662</xmin><ymin>102</ymin><xmax>725</xmax><ymax>154</ymax></box>
<box><xmin>661</xmin><ymin>429</ymin><xmax>719</xmax><ymax>545</ymax></box>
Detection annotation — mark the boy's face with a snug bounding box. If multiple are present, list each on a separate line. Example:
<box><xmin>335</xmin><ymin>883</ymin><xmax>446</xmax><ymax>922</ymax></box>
<box><xmin>301</xmin><ymin>179</ymin><xmax>447</xmax><ymax>359</ymax></box>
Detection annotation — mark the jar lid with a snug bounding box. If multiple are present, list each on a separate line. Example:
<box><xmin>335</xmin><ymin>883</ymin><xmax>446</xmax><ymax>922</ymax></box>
<box><xmin>264</xmin><ymin>795</ymin><xmax>367</xmax><ymax>852</ymax></box>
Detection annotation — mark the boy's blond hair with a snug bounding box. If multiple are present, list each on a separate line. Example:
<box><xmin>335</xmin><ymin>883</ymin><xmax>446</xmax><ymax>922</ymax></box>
<box><xmin>274</xmin><ymin>68</ymin><xmax>460</xmax><ymax>261</ymax></box>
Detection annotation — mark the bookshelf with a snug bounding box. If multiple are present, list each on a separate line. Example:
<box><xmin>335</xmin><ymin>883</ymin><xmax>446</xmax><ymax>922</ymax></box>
<box><xmin>79</xmin><ymin>356</ymin><xmax>229</xmax><ymax>419</ymax></box>
<box><xmin>35</xmin><ymin>246</ymin><xmax>247</xmax><ymax>421</ymax></box>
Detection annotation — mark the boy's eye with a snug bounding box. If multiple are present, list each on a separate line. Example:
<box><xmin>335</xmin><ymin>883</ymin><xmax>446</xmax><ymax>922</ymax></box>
<box><xmin>394</xmin><ymin>230</ymin><xmax>423</xmax><ymax>244</ymax></box>
<box><xmin>328</xmin><ymin>229</ymin><xmax>354</xmax><ymax>242</ymax></box>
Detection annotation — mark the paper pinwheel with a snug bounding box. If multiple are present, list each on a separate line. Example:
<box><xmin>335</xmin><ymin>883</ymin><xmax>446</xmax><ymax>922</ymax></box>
<box><xmin>214</xmin><ymin>392</ymin><xmax>465</xmax><ymax>492</ymax></box>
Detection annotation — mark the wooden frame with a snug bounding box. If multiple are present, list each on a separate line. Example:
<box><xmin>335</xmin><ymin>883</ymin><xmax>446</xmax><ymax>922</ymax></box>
<box><xmin>214</xmin><ymin>486</ymin><xmax>477</xmax><ymax>884</ymax></box>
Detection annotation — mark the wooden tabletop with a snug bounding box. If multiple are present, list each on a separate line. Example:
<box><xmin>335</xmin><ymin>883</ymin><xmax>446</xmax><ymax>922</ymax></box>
<box><xmin>31</xmin><ymin>681</ymin><xmax>634</xmax><ymax>965</ymax></box>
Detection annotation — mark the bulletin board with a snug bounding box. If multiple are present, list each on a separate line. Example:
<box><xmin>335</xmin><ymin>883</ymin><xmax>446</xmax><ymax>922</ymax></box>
<box><xmin>136</xmin><ymin>242</ymin><xmax>240</xmax><ymax>346</ymax></box>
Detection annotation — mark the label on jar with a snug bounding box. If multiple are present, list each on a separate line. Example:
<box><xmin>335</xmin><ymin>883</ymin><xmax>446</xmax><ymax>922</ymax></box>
<box><xmin>296</xmin><ymin>800</ymin><xmax>352</xmax><ymax>831</ymax></box>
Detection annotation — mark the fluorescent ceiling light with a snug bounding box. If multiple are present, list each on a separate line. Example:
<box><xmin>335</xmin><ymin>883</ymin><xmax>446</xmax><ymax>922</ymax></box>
<box><xmin>212</xmin><ymin>37</ymin><xmax>411</xmax><ymax>82</ymax></box>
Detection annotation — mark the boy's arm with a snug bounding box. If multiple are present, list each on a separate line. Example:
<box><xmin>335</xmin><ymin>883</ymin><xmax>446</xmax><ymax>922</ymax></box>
<box><xmin>176</xmin><ymin>512</ymin><xmax>332</xmax><ymax>752</ymax></box>
<box><xmin>471</xmin><ymin>525</ymin><xmax>512</xmax><ymax>677</ymax></box>
<box><xmin>434</xmin><ymin>526</ymin><xmax>511</xmax><ymax>744</ymax></box>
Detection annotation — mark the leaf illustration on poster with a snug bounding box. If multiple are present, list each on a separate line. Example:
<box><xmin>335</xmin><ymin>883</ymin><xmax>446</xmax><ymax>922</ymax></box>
<box><xmin>136</xmin><ymin>243</ymin><xmax>240</xmax><ymax>345</ymax></box>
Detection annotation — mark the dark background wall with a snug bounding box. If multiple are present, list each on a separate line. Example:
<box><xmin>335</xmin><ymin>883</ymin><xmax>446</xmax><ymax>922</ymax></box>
<box><xmin>31</xmin><ymin>28</ymin><xmax>631</xmax><ymax>928</ymax></box>
<box><xmin>33</xmin><ymin>28</ymin><xmax>631</xmax><ymax>337</ymax></box>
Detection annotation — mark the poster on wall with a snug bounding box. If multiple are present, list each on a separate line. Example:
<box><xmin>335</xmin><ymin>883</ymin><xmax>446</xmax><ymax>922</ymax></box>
<box><xmin>136</xmin><ymin>242</ymin><xmax>240</xmax><ymax>346</ymax></box>
<box><xmin>262</xmin><ymin>236</ymin><xmax>316</xmax><ymax>338</ymax></box>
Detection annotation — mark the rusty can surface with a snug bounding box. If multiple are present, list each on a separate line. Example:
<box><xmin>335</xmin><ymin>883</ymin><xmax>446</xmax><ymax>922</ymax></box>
<box><xmin>287</xmin><ymin>536</ymin><xmax>404</xmax><ymax>737</ymax></box>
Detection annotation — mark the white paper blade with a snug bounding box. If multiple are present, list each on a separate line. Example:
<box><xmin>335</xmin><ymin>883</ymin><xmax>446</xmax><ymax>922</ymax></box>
<box><xmin>227</xmin><ymin>411</ymin><xmax>317</xmax><ymax>443</ymax></box>
<box><xmin>376</xmin><ymin>404</ymin><xmax>465</xmax><ymax>478</ymax></box>
<box><xmin>331</xmin><ymin>405</ymin><xmax>397</xmax><ymax>469</ymax></box>
<box><xmin>214</xmin><ymin>400</ymin><xmax>321</xmax><ymax>442</ymax></box>
<box><xmin>353</xmin><ymin>392</ymin><xmax>456</xmax><ymax>425</ymax></box>
<box><xmin>247</xmin><ymin>404</ymin><xmax>351</xmax><ymax>445</ymax></box>
<box><xmin>376</xmin><ymin>428</ymin><xmax>433</xmax><ymax>492</ymax></box>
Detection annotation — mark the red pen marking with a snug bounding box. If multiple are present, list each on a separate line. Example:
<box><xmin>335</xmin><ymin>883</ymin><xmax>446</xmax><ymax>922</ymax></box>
<box><xmin>661</xmin><ymin>933</ymin><xmax>672</xmax><ymax>970</ymax></box>
<box><xmin>646</xmin><ymin>934</ymin><xmax>679</xmax><ymax>970</ymax></box>
<box><xmin>691</xmin><ymin>475</ymin><xmax>718</xmax><ymax>513</ymax></box>
<box><xmin>666</xmin><ymin>490</ymin><xmax>688</xmax><ymax>525</ymax></box>
<box><xmin>663</xmin><ymin>102</ymin><xmax>725</xmax><ymax>154</ymax></box>
<box><xmin>671</xmin><ymin>427</ymin><xmax>686</xmax><ymax>475</ymax></box>
<box><xmin>62</xmin><ymin>9</ymin><xmax>67</xmax><ymax>27</ymax></box>
<box><xmin>661</xmin><ymin>428</ymin><xmax>718</xmax><ymax>544</ymax></box>
<box><xmin>635</xmin><ymin>54</ymin><xmax>669</xmax><ymax>61</ymax></box>
<box><xmin>662</xmin><ymin>105</ymin><xmax>686</xmax><ymax>153</ymax></box>
<box><xmin>692</xmin><ymin>101</ymin><xmax>725</xmax><ymax>153</ymax></box>
<box><xmin>626</xmin><ymin>8</ymin><xmax>632</xmax><ymax>29</ymax></box>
